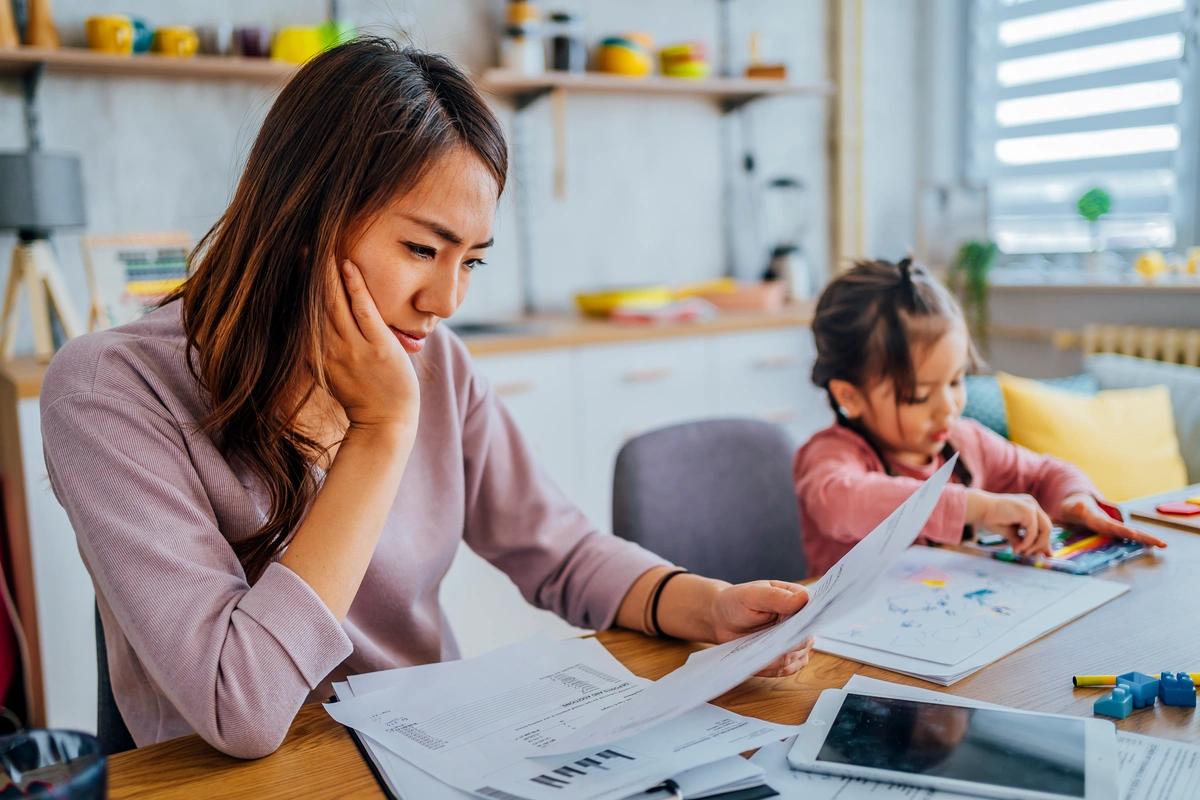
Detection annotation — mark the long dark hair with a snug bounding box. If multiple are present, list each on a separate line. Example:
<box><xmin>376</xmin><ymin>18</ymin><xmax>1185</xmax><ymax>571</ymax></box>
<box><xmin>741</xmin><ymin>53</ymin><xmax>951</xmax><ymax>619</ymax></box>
<box><xmin>166</xmin><ymin>39</ymin><xmax>508</xmax><ymax>581</ymax></box>
<box><xmin>811</xmin><ymin>258</ymin><xmax>979</xmax><ymax>414</ymax></box>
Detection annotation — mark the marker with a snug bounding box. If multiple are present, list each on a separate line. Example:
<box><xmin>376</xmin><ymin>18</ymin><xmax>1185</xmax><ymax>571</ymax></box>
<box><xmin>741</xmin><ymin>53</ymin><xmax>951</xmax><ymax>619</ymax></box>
<box><xmin>1073</xmin><ymin>673</ymin><xmax>1200</xmax><ymax>687</ymax></box>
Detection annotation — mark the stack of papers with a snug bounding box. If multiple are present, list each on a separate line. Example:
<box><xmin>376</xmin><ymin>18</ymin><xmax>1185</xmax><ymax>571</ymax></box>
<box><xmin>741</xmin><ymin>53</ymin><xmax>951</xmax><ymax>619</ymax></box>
<box><xmin>752</xmin><ymin>675</ymin><xmax>1200</xmax><ymax>800</ymax></box>
<box><xmin>813</xmin><ymin>546</ymin><xmax>1129</xmax><ymax>684</ymax></box>
<box><xmin>324</xmin><ymin>459</ymin><xmax>960</xmax><ymax>799</ymax></box>
<box><xmin>328</xmin><ymin>636</ymin><xmax>798</xmax><ymax>800</ymax></box>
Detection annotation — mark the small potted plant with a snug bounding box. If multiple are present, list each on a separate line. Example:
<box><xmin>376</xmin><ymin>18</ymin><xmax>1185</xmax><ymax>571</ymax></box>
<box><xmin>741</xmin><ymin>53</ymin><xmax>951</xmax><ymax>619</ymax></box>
<box><xmin>1077</xmin><ymin>186</ymin><xmax>1111</xmax><ymax>274</ymax></box>
<box><xmin>948</xmin><ymin>240</ymin><xmax>998</xmax><ymax>355</ymax></box>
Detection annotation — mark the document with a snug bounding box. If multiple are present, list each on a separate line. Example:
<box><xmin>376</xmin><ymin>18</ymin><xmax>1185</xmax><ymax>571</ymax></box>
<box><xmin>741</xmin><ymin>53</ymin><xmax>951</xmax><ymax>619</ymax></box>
<box><xmin>337</xmin><ymin>674</ymin><xmax>765</xmax><ymax>800</ymax></box>
<box><xmin>324</xmin><ymin>636</ymin><xmax>799</xmax><ymax>800</ymax></box>
<box><xmin>542</xmin><ymin>457</ymin><xmax>959</xmax><ymax>755</ymax></box>
<box><xmin>813</xmin><ymin>548</ymin><xmax>1129</xmax><ymax>684</ymax></box>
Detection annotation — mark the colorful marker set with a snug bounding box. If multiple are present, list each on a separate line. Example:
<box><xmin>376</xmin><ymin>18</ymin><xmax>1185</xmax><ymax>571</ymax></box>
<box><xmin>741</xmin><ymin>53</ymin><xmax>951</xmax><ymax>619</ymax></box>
<box><xmin>987</xmin><ymin>527</ymin><xmax>1148</xmax><ymax>576</ymax></box>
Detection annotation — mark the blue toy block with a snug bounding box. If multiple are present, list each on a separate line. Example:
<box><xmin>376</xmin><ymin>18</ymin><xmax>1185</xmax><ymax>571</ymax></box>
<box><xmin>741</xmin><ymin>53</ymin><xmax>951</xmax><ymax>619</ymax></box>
<box><xmin>1159</xmin><ymin>672</ymin><xmax>1197</xmax><ymax>708</ymax></box>
<box><xmin>1117</xmin><ymin>671</ymin><xmax>1159</xmax><ymax>709</ymax></box>
<box><xmin>1094</xmin><ymin>686</ymin><xmax>1133</xmax><ymax>719</ymax></box>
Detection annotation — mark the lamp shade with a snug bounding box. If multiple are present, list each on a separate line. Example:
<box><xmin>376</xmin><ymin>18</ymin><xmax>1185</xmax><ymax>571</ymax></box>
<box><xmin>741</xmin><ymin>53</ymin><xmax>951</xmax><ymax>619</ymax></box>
<box><xmin>0</xmin><ymin>151</ymin><xmax>86</xmax><ymax>238</ymax></box>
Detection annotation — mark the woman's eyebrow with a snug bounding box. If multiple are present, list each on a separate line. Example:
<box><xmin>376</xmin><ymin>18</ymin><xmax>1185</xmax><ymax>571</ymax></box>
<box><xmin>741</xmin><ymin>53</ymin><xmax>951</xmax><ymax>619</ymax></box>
<box><xmin>402</xmin><ymin>214</ymin><xmax>493</xmax><ymax>249</ymax></box>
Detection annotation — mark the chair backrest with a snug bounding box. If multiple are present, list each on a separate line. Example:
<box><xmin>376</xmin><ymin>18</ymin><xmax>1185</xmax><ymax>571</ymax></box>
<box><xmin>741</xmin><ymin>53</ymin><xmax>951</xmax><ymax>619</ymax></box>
<box><xmin>612</xmin><ymin>418</ymin><xmax>807</xmax><ymax>584</ymax></box>
<box><xmin>95</xmin><ymin>604</ymin><xmax>135</xmax><ymax>755</ymax></box>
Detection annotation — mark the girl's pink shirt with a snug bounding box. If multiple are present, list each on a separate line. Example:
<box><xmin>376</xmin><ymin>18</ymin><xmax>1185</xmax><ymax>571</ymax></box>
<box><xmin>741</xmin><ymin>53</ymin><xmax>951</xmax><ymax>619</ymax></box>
<box><xmin>793</xmin><ymin>419</ymin><xmax>1098</xmax><ymax>577</ymax></box>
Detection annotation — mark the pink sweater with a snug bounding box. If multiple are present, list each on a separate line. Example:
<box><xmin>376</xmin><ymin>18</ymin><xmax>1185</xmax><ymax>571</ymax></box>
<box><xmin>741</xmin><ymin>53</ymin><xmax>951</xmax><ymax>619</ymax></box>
<box><xmin>40</xmin><ymin>303</ymin><xmax>667</xmax><ymax>757</ymax></box>
<box><xmin>793</xmin><ymin>420</ymin><xmax>1098</xmax><ymax>577</ymax></box>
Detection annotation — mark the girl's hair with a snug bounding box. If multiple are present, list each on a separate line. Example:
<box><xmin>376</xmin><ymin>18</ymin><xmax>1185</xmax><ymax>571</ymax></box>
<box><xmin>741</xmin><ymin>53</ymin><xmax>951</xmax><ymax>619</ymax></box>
<box><xmin>811</xmin><ymin>258</ymin><xmax>978</xmax><ymax>413</ymax></box>
<box><xmin>166</xmin><ymin>39</ymin><xmax>508</xmax><ymax>582</ymax></box>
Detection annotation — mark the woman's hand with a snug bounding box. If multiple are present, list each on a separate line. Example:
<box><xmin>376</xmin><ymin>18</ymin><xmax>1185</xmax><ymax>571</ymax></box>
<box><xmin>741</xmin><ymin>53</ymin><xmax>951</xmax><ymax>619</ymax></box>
<box><xmin>325</xmin><ymin>259</ymin><xmax>420</xmax><ymax>434</ymax></box>
<box><xmin>966</xmin><ymin>489</ymin><xmax>1054</xmax><ymax>556</ymax></box>
<box><xmin>710</xmin><ymin>581</ymin><xmax>814</xmax><ymax>677</ymax></box>
<box><xmin>1057</xmin><ymin>493</ymin><xmax>1167</xmax><ymax>548</ymax></box>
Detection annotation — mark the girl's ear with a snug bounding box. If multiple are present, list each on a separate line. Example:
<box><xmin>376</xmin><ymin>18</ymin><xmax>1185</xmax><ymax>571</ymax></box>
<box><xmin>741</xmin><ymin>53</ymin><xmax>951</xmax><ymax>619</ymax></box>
<box><xmin>828</xmin><ymin>379</ymin><xmax>865</xmax><ymax>419</ymax></box>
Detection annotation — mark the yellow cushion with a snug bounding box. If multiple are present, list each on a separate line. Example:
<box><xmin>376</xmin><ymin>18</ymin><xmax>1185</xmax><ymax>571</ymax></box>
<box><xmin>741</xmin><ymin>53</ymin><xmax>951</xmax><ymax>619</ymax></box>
<box><xmin>997</xmin><ymin>373</ymin><xmax>1187</xmax><ymax>502</ymax></box>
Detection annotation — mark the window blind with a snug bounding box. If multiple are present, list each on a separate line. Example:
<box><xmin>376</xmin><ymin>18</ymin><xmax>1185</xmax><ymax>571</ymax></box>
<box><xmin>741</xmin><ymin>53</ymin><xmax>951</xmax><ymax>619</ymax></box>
<box><xmin>968</xmin><ymin>0</ymin><xmax>1195</xmax><ymax>254</ymax></box>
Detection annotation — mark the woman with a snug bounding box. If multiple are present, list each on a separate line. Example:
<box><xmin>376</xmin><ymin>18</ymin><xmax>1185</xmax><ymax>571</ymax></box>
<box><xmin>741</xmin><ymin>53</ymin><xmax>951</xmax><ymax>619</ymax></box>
<box><xmin>41</xmin><ymin>39</ymin><xmax>813</xmax><ymax>759</ymax></box>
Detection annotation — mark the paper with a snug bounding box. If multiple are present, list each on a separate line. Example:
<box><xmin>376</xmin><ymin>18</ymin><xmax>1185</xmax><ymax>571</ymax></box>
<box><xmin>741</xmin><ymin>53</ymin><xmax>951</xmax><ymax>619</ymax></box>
<box><xmin>541</xmin><ymin>457</ymin><xmax>959</xmax><ymax>755</ymax></box>
<box><xmin>325</xmin><ymin>636</ymin><xmax>798</xmax><ymax>800</ymax></box>
<box><xmin>340</xmin><ymin>670</ymin><xmax>765</xmax><ymax>800</ymax></box>
<box><xmin>334</xmin><ymin>679</ymin><xmax>474</xmax><ymax>800</ymax></box>
<box><xmin>815</xmin><ymin>551</ymin><xmax>1128</xmax><ymax>685</ymax></box>
<box><xmin>835</xmin><ymin>676</ymin><xmax>1200</xmax><ymax>800</ymax></box>
<box><xmin>819</xmin><ymin>547</ymin><xmax>1085</xmax><ymax>665</ymax></box>
<box><xmin>751</xmin><ymin>737</ymin><xmax>968</xmax><ymax>799</ymax></box>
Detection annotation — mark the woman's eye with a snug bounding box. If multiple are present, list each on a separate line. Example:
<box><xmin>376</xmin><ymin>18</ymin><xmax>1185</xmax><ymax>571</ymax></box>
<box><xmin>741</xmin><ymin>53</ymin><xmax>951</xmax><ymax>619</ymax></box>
<box><xmin>464</xmin><ymin>259</ymin><xmax>488</xmax><ymax>271</ymax></box>
<box><xmin>909</xmin><ymin>395</ymin><xmax>931</xmax><ymax>405</ymax></box>
<box><xmin>406</xmin><ymin>243</ymin><xmax>436</xmax><ymax>260</ymax></box>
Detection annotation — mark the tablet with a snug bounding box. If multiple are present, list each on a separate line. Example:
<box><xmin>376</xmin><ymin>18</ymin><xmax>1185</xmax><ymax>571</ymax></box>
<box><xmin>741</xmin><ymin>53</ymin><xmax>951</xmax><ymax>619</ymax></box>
<box><xmin>787</xmin><ymin>690</ymin><xmax>1118</xmax><ymax>800</ymax></box>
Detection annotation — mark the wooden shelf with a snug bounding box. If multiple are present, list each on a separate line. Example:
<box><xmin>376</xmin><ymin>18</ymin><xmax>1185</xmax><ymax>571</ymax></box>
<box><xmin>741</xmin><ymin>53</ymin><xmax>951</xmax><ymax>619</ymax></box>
<box><xmin>479</xmin><ymin>68</ymin><xmax>832</xmax><ymax>107</ymax></box>
<box><xmin>0</xmin><ymin>46</ymin><xmax>295</xmax><ymax>81</ymax></box>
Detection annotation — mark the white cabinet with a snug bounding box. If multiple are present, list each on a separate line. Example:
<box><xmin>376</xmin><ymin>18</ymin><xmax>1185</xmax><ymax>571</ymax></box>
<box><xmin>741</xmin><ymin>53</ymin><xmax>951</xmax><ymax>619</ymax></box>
<box><xmin>474</xmin><ymin>350</ymin><xmax>582</xmax><ymax>506</ymax></box>
<box><xmin>712</xmin><ymin>329</ymin><xmax>832</xmax><ymax>445</ymax></box>
<box><xmin>576</xmin><ymin>339</ymin><xmax>711</xmax><ymax>529</ymax></box>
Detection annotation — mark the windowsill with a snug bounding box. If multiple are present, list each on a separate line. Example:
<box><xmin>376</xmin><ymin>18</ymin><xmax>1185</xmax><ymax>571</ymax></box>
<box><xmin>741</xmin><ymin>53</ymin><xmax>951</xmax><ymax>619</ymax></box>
<box><xmin>989</xmin><ymin>272</ymin><xmax>1200</xmax><ymax>293</ymax></box>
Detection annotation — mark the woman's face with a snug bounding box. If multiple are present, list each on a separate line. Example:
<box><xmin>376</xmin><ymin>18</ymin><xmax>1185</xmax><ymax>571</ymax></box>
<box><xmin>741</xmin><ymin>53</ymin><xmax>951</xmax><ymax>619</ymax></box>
<box><xmin>345</xmin><ymin>147</ymin><xmax>498</xmax><ymax>354</ymax></box>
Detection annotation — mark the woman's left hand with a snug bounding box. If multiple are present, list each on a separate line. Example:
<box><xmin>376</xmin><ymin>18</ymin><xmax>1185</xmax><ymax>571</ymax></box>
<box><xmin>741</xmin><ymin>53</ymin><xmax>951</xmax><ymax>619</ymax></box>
<box><xmin>1057</xmin><ymin>493</ymin><xmax>1167</xmax><ymax>548</ymax></box>
<box><xmin>710</xmin><ymin>580</ymin><xmax>814</xmax><ymax>677</ymax></box>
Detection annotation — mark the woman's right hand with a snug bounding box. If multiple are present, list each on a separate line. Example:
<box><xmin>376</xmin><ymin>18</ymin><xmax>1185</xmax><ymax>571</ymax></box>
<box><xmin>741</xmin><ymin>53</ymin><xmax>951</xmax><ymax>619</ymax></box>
<box><xmin>325</xmin><ymin>259</ymin><xmax>420</xmax><ymax>435</ymax></box>
<box><xmin>966</xmin><ymin>489</ymin><xmax>1054</xmax><ymax>556</ymax></box>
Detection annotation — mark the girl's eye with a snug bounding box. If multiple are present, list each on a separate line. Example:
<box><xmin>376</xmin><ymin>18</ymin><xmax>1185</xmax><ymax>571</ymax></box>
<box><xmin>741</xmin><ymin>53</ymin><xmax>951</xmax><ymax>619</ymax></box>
<box><xmin>406</xmin><ymin>243</ymin><xmax>436</xmax><ymax>260</ymax></box>
<box><xmin>464</xmin><ymin>259</ymin><xmax>488</xmax><ymax>271</ymax></box>
<box><xmin>908</xmin><ymin>395</ymin><xmax>931</xmax><ymax>405</ymax></box>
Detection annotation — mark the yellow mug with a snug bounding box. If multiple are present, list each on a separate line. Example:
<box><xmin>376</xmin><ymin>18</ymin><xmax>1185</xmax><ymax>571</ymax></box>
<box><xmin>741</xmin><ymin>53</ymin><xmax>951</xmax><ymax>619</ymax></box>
<box><xmin>85</xmin><ymin>15</ymin><xmax>133</xmax><ymax>55</ymax></box>
<box><xmin>270</xmin><ymin>26</ymin><xmax>325</xmax><ymax>64</ymax></box>
<box><xmin>153</xmin><ymin>26</ymin><xmax>199</xmax><ymax>58</ymax></box>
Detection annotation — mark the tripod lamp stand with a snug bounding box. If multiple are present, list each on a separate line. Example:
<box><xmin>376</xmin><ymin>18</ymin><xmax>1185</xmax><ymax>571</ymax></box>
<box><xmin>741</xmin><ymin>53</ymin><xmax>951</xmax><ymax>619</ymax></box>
<box><xmin>0</xmin><ymin>152</ymin><xmax>86</xmax><ymax>362</ymax></box>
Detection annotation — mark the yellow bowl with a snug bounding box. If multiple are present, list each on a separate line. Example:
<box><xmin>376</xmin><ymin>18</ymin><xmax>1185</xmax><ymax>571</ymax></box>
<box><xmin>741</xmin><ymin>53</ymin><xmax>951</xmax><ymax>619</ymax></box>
<box><xmin>575</xmin><ymin>285</ymin><xmax>673</xmax><ymax>317</ymax></box>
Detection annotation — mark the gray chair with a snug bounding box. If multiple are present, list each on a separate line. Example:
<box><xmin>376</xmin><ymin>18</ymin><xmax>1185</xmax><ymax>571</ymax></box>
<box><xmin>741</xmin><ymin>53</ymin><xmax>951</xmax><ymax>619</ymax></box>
<box><xmin>95</xmin><ymin>604</ymin><xmax>135</xmax><ymax>755</ymax></box>
<box><xmin>612</xmin><ymin>418</ymin><xmax>807</xmax><ymax>584</ymax></box>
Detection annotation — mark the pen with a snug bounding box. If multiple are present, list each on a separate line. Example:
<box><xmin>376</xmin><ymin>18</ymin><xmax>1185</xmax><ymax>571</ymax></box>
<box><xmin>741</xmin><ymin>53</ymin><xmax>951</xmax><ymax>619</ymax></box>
<box><xmin>1073</xmin><ymin>674</ymin><xmax>1200</xmax><ymax>687</ymax></box>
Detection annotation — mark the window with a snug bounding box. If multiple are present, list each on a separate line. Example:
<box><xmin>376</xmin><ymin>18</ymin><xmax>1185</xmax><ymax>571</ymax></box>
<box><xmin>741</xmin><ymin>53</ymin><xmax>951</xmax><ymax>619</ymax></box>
<box><xmin>968</xmin><ymin>0</ymin><xmax>1196</xmax><ymax>255</ymax></box>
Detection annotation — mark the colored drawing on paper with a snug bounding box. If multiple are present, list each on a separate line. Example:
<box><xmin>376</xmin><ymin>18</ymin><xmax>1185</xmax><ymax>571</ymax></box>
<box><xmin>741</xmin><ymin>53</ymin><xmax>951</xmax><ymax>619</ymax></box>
<box><xmin>820</xmin><ymin>548</ymin><xmax>1081</xmax><ymax>666</ymax></box>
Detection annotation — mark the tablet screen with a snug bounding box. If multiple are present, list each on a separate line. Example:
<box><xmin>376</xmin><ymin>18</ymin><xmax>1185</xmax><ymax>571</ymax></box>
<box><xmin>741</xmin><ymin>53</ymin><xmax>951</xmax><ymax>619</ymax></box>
<box><xmin>816</xmin><ymin>694</ymin><xmax>1086</xmax><ymax>797</ymax></box>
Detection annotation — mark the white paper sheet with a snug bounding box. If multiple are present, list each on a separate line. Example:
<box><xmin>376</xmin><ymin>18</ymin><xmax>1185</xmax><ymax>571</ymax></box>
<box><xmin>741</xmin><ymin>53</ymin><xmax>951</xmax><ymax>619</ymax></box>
<box><xmin>324</xmin><ymin>636</ymin><xmax>799</xmax><ymax>800</ymax></box>
<box><xmin>540</xmin><ymin>457</ymin><xmax>959</xmax><ymax>755</ymax></box>
<box><xmin>337</xmin><ymin>668</ymin><xmax>765</xmax><ymax>800</ymax></box>
<box><xmin>815</xmin><ymin>560</ymin><xmax>1128</xmax><ymax>685</ymax></box>
<box><xmin>819</xmin><ymin>547</ymin><xmax>1088</xmax><ymax>665</ymax></box>
<box><xmin>831</xmin><ymin>676</ymin><xmax>1200</xmax><ymax>800</ymax></box>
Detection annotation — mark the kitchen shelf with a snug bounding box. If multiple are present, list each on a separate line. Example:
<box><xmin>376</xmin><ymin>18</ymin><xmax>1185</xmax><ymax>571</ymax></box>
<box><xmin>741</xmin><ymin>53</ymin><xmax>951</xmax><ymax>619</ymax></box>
<box><xmin>480</xmin><ymin>68</ymin><xmax>832</xmax><ymax>109</ymax></box>
<box><xmin>0</xmin><ymin>46</ymin><xmax>294</xmax><ymax>81</ymax></box>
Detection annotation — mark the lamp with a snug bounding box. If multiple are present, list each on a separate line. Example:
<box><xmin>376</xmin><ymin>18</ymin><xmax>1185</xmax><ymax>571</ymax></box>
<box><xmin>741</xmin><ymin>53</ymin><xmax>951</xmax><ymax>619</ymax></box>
<box><xmin>0</xmin><ymin>151</ymin><xmax>86</xmax><ymax>361</ymax></box>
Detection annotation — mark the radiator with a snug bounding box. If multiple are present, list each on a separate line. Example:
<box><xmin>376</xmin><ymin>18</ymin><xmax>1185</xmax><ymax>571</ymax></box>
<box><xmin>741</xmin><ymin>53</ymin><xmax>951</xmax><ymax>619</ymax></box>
<box><xmin>1066</xmin><ymin>325</ymin><xmax>1200</xmax><ymax>367</ymax></box>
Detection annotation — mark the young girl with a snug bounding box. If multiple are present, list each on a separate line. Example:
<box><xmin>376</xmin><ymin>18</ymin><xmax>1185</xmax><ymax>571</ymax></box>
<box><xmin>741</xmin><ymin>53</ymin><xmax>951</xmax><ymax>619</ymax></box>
<box><xmin>40</xmin><ymin>40</ymin><xmax>813</xmax><ymax>758</ymax></box>
<box><xmin>794</xmin><ymin>258</ymin><xmax>1166</xmax><ymax>577</ymax></box>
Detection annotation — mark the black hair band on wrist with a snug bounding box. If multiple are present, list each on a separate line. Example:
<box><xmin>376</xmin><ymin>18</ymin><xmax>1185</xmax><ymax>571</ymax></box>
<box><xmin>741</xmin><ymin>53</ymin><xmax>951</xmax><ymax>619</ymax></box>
<box><xmin>649</xmin><ymin>568</ymin><xmax>689</xmax><ymax>638</ymax></box>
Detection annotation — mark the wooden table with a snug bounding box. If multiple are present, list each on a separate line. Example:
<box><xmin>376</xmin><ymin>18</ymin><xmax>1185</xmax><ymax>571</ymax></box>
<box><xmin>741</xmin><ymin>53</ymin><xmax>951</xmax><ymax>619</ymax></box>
<box><xmin>108</xmin><ymin>519</ymin><xmax>1200</xmax><ymax>798</ymax></box>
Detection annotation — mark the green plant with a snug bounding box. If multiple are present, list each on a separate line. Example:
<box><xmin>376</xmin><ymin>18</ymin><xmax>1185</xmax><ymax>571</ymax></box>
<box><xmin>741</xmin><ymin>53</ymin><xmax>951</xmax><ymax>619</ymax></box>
<box><xmin>1077</xmin><ymin>187</ymin><xmax>1111</xmax><ymax>256</ymax></box>
<box><xmin>949</xmin><ymin>240</ymin><xmax>998</xmax><ymax>353</ymax></box>
<box><xmin>1076</xmin><ymin>187</ymin><xmax>1111</xmax><ymax>223</ymax></box>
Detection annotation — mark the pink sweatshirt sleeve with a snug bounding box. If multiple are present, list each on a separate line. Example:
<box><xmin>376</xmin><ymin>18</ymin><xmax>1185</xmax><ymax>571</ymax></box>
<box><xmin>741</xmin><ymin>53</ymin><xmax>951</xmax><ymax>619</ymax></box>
<box><xmin>42</xmin><ymin>390</ymin><xmax>352</xmax><ymax>759</ymax></box>
<box><xmin>459</xmin><ymin>367</ymin><xmax>670</xmax><ymax>631</ymax></box>
<box><xmin>794</xmin><ymin>435</ymin><xmax>970</xmax><ymax>547</ymax></box>
<box><xmin>964</xmin><ymin>421</ymin><xmax>1099</xmax><ymax>516</ymax></box>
